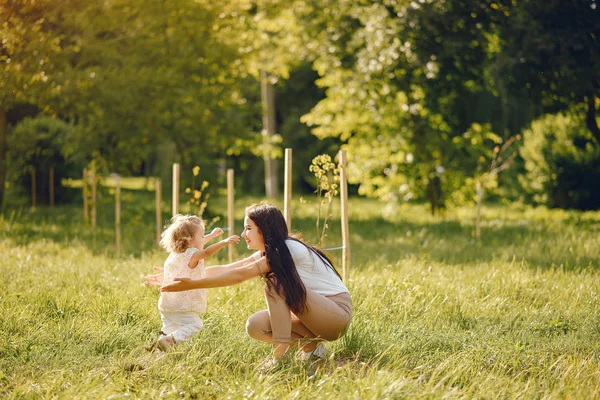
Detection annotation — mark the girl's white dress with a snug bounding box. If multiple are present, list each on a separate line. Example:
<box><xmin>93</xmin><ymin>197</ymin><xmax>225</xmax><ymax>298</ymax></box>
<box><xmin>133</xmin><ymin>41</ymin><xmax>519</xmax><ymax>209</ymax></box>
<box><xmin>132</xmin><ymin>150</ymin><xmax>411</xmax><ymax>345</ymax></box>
<box><xmin>157</xmin><ymin>247</ymin><xmax>207</xmax><ymax>343</ymax></box>
<box><xmin>159</xmin><ymin>247</ymin><xmax>207</xmax><ymax>313</ymax></box>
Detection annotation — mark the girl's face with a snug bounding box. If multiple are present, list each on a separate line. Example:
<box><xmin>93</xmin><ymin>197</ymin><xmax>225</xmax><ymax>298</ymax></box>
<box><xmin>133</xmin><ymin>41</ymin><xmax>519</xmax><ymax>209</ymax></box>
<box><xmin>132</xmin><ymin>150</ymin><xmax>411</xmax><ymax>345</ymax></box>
<box><xmin>241</xmin><ymin>215</ymin><xmax>265</xmax><ymax>251</ymax></box>
<box><xmin>191</xmin><ymin>225</ymin><xmax>206</xmax><ymax>249</ymax></box>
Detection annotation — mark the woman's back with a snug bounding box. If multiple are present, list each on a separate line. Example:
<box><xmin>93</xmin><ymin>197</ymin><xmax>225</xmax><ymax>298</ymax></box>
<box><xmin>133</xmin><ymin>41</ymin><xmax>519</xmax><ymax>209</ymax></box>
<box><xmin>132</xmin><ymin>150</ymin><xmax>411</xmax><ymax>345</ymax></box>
<box><xmin>285</xmin><ymin>239</ymin><xmax>348</xmax><ymax>296</ymax></box>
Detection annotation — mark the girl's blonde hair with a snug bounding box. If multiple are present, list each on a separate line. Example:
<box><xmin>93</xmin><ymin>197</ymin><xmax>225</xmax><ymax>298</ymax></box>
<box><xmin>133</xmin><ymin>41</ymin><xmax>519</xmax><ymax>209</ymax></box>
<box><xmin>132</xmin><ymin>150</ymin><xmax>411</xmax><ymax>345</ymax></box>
<box><xmin>160</xmin><ymin>214</ymin><xmax>204</xmax><ymax>253</ymax></box>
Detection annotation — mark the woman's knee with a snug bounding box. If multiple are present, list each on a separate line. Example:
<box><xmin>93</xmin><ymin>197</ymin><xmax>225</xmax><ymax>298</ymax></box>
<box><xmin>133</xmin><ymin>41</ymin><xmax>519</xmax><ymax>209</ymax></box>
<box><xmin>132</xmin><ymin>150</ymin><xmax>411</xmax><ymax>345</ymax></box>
<box><xmin>307</xmin><ymin>318</ymin><xmax>351</xmax><ymax>341</ymax></box>
<box><xmin>322</xmin><ymin>326</ymin><xmax>347</xmax><ymax>341</ymax></box>
<box><xmin>245</xmin><ymin>311</ymin><xmax>270</xmax><ymax>340</ymax></box>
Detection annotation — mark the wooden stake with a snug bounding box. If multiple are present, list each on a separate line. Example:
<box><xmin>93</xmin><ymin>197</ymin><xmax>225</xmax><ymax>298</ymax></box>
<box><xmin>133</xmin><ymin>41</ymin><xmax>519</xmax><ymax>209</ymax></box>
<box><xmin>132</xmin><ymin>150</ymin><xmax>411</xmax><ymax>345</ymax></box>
<box><xmin>476</xmin><ymin>181</ymin><xmax>482</xmax><ymax>239</ymax></box>
<box><xmin>115</xmin><ymin>175</ymin><xmax>121</xmax><ymax>257</ymax></box>
<box><xmin>338</xmin><ymin>150</ymin><xmax>351</xmax><ymax>282</ymax></box>
<box><xmin>172</xmin><ymin>163</ymin><xmax>180</xmax><ymax>217</ymax></box>
<box><xmin>155</xmin><ymin>178</ymin><xmax>162</xmax><ymax>244</ymax></box>
<box><xmin>284</xmin><ymin>148</ymin><xmax>292</xmax><ymax>231</ymax></box>
<box><xmin>49</xmin><ymin>167</ymin><xmax>54</xmax><ymax>208</ymax></box>
<box><xmin>31</xmin><ymin>168</ymin><xmax>36</xmax><ymax>210</ymax></box>
<box><xmin>91</xmin><ymin>164</ymin><xmax>97</xmax><ymax>228</ymax></box>
<box><xmin>227</xmin><ymin>169</ymin><xmax>235</xmax><ymax>263</ymax></box>
<box><xmin>83</xmin><ymin>168</ymin><xmax>89</xmax><ymax>222</ymax></box>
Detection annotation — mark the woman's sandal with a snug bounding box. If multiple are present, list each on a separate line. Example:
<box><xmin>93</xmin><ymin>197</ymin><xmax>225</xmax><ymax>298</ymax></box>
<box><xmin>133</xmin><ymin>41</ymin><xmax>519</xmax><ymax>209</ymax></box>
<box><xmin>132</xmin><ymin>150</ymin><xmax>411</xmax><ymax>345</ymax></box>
<box><xmin>297</xmin><ymin>343</ymin><xmax>328</xmax><ymax>361</ymax></box>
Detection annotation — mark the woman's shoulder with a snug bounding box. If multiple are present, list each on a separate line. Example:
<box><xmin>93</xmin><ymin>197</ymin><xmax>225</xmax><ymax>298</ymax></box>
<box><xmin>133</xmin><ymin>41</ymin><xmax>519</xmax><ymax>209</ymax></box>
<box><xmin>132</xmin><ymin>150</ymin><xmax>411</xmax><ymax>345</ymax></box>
<box><xmin>285</xmin><ymin>238</ymin><xmax>314</xmax><ymax>264</ymax></box>
<box><xmin>285</xmin><ymin>238</ymin><xmax>308</xmax><ymax>252</ymax></box>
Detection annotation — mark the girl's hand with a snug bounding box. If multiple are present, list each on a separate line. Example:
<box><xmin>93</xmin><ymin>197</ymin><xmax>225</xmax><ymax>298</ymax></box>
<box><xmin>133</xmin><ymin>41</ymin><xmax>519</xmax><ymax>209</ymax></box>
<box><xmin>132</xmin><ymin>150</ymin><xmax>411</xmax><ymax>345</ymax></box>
<box><xmin>223</xmin><ymin>235</ymin><xmax>240</xmax><ymax>245</ymax></box>
<box><xmin>160</xmin><ymin>277</ymin><xmax>194</xmax><ymax>292</ymax></box>
<box><xmin>142</xmin><ymin>266</ymin><xmax>164</xmax><ymax>286</ymax></box>
<box><xmin>207</xmin><ymin>227</ymin><xmax>224</xmax><ymax>238</ymax></box>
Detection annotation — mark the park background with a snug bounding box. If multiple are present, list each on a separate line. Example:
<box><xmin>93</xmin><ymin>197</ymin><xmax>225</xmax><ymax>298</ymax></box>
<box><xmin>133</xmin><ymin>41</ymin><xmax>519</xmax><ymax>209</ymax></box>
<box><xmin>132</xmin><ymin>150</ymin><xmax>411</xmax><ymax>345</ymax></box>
<box><xmin>1</xmin><ymin>0</ymin><xmax>600</xmax><ymax>398</ymax></box>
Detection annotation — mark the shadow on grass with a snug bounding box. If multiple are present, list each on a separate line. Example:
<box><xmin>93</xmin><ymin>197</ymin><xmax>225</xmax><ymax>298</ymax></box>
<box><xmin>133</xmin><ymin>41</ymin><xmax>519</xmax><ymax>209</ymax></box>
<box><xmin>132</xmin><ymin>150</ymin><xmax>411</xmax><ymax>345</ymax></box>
<box><xmin>291</xmin><ymin>213</ymin><xmax>599</xmax><ymax>271</ymax></box>
<box><xmin>1</xmin><ymin>190</ymin><xmax>162</xmax><ymax>257</ymax></box>
<box><xmin>2</xmin><ymin>196</ymin><xmax>599</xmax><ymax>270</ymax></box>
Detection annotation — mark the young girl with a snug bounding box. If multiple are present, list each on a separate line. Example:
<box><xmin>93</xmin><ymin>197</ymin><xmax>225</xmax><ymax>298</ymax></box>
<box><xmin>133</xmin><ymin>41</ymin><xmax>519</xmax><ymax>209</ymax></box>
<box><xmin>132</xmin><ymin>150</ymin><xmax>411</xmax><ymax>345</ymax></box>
<box><xmin>147</xmin><ymin>214</ymin><xmax>239</xmax><ymax>351</ymax></box>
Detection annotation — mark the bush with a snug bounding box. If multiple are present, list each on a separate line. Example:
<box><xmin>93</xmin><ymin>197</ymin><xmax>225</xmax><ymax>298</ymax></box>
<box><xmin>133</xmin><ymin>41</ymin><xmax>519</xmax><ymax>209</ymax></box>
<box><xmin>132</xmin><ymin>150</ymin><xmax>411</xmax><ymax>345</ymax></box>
<box><xmin>519</xmin><ymin>110</ymin><xmax>600</xmax><ymax>210</ymax></box>
<box><xmin>8</xmin><ymin>115</ymin><xmax>83</xmax><ymax>205</ymax></box>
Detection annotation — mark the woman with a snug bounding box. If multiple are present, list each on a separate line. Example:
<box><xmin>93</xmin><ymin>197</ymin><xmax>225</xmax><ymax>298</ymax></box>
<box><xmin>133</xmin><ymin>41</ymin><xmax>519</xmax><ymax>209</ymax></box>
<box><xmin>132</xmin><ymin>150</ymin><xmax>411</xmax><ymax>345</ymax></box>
<box><xmin>160</xmin><ymin>202</ymin><xmax>352</xmax><ymax>362</ymax></box>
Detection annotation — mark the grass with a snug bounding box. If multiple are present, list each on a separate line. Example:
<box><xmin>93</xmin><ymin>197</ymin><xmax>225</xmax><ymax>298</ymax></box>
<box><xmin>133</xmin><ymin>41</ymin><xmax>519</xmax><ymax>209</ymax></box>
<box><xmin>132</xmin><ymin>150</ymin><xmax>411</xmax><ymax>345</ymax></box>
<box><xmin>1</xmin><ymin>192</ymin><xmax>600</xmax><ymax>399</ymax></box>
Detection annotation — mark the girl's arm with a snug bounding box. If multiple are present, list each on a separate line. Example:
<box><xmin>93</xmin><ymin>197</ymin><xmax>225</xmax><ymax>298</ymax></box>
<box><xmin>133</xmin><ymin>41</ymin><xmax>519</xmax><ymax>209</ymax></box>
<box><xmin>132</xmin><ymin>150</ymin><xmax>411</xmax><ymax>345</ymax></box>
<box><xmin>188</xmin><ymin>235</ymin><xmax>240</xmax><ymax>268</ymax></box>
<box><xmin>202</xmin><ymin>235</ymin><xmax>240</xmax><ymax>257</ymax></box>
<box><xmin>142</xmin><ymin>266</ymin><xmax>164</xmax><ymax>286</ymax></box>
<box><xmin>204</xmin><ymin>227</ymin><xmax>224</xmax><ymax>241</ymax></box>
<box><xmin>161</xmin><ymin>257</ymin><xmax>268</xmax><ymax>292</ymax></box>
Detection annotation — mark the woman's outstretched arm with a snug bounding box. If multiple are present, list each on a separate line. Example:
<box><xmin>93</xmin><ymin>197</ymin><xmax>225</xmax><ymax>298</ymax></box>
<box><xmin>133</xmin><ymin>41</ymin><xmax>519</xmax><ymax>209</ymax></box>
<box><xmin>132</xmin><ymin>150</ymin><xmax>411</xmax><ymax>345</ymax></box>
<box><xmin>161</xmin><ymin>256</ymin><xmax>268</xmax><ymax>292</ymax></box>
<box><xmin>204</xmin><ymin>254</ymin><xmax>260</xmax><ymax>277</ymax></box>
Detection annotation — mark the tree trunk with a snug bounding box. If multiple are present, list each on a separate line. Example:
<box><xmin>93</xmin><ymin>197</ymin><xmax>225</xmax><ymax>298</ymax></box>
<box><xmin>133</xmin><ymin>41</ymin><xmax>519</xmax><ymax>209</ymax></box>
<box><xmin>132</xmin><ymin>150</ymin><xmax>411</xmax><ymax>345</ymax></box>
<box><xmin>260</xmin><ymin>70</ymin><xmax>279</xmax><ymax>198</ymax></box>
<box><xmin>586</xmin><ymin>92</ymin><xmax>600</xmax><ymax>146</ymax></box>
<box><xmin>0</xmin><ymin>105</ymin><xmax>6</xmax><ymax>208</ymax></box>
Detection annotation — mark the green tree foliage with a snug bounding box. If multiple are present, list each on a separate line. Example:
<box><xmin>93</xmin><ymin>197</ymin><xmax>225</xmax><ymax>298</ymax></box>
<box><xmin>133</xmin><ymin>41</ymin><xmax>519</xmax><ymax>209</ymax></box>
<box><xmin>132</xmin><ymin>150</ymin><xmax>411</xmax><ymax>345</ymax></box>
<box><xmin>275</xmin><ymin>63</ymin><xmax>339</xmax><ymax>192</ymax></box>
<box><xmin>1</xmin><ymin>0</ymin><xmax>76</xmax><ymax>205</ymax></box>
<box><xmin>2</xmin><ymin>0</ymin><xmax>599</xmax><ymax>209</ymax></box>
<box><xmin>492</xmin><ymin>0</ymin><xmax>600</xmax><ymax>144</ymax></box>
<box><xmin>294</xmin><ymin>0</ymin><xmax>598</xmax><ymax>208</ymax></box>
<box><xmin>520</xmin><ymin>105</ymin><xmax>600</xmax><ymax>209</ymax></box>
<box><xmin>8</xmin><ymin>115</ymin><xmax>79</xmax><ymax>204</ymax></box>
<box><xmin>2</xmin><ymin>0</ymin><xmax>265</xmax><ymax>205</ymax></box>
<box><xmin>55</xmin><ymin>0</ymin><xmax>258</xmax><ymax>171</ymax></box>
<box><xmin>296</xmin><ymin>0</ymin><xmax>509</xmax><ymax>206</ymax></box>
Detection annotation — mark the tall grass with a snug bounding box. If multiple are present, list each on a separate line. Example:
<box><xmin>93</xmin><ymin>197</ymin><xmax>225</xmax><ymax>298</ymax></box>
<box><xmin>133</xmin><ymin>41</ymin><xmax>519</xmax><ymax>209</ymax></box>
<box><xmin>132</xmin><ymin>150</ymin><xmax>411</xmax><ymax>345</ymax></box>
<box><xmin>1</xmin><ymin>195</ymin><xmax>599</xmax><ymax>398</ymax></box>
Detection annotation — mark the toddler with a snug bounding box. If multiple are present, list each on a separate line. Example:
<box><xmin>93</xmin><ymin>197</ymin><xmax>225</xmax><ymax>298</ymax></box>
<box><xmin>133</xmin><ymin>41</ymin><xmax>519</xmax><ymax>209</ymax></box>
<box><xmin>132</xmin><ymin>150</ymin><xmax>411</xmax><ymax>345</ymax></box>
<box><xmin>147</xmin><ymin>214</ymin><xmax>239</xmax><ymax>351</ymax></box>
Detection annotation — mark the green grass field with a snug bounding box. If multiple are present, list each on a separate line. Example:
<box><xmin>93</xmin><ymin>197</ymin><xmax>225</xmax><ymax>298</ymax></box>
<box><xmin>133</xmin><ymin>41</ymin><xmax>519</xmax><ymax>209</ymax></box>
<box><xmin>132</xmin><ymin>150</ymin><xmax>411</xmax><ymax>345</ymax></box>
<box><xmin>1</xmin><ymin>192</ymin><xmax>599</xmax><ymax>399</ymax></box>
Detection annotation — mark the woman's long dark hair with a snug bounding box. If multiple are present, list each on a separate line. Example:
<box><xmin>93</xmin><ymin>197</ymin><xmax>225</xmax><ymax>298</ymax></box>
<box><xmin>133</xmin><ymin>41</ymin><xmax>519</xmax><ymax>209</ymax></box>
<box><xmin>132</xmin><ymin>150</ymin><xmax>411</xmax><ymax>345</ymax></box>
<box><xmin>246</xmin><ymin>203</ymin><xmax>342</xmax><ymax>314</ymax></box>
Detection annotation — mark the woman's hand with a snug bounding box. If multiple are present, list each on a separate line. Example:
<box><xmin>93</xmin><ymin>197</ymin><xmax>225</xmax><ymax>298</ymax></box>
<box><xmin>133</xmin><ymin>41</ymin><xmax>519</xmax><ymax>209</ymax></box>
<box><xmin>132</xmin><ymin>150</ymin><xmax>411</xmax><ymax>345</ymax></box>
<box><xmin>142</xmin><ymin>266</ymin><xmax>164</xmax><ymax>286</ymax></box>
<box><xmin>160</xmin><ymin>277</ymin><xmax>195</xmax><ymax>292</ymax></box>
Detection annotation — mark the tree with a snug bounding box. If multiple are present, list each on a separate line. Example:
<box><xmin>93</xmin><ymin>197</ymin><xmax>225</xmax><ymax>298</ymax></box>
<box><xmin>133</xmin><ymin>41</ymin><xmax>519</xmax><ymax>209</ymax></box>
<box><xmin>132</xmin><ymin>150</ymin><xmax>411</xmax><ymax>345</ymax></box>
<box><xmin>493</xmin><ymin>0</ymin><xmax>600</xmax><ymax>145</ymax></box>
<box><xmin>520</xmin><ymin>106</ymin><xmax>600</xmax><ymax>210</ymax></box>
<box><xmin>214</xmin><ymin>0</ymin><xmax>308</xmax><ymax>196</ymax></box>
<box><xmin>296</xmin><ymin>0</ymin><xmax>504</xmax><ymax>206</ymax></box>
<box><xmin>0</xmin><ymin>0</ymin><xmax>76</xmax><ymax>206</ymax></box>
<box><xmin>285</xmin><ymin>0</ymin><xmax>599</xmax><ymax>208</ymax></box>
<box><xmin>8</xmin><ymin>115</ymin><xmax>78</xmax><ymax>204</ymax></box>
<box><xmin>56</xmin><ymin>0</ymin><xmax>256</xmax><ymax>171</ymax></box>
<box><xmin>2</xmin><ymin>0</ymin><xmax>266</xmax><ymax>205</ymax></box>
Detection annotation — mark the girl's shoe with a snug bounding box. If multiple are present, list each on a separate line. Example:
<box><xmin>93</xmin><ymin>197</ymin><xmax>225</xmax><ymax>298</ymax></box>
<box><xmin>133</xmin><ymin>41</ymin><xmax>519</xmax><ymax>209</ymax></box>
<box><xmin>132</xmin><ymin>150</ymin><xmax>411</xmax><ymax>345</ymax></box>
<box><xmin>146</xmin><ymin>339</ymin><xmax>159</xmax><ymax>352</ymax></box>
<box><xmin>146</xmin><ymin>331</ymin><xmax>168</xmax><ymax>352</ymax></box>
<box><xmin>297</xmin><ymin>343</ymin><xmax>328</xmax><ymax>361</ymax></box>
<box><xmin>157</xmin><ymin>334</ymin><xmax>176</xmax><ymax>351</ymax></box>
